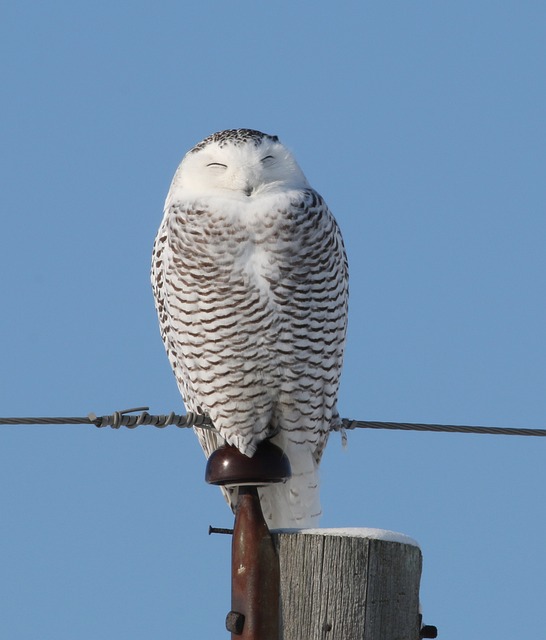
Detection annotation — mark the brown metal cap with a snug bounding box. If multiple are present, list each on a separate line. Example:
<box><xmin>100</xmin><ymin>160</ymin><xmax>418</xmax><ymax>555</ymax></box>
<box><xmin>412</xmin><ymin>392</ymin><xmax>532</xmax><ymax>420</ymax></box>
<box><xmin>205</xmin><ymin>441</ymin><xmax>291</xmax><ymax>486</ymax></box>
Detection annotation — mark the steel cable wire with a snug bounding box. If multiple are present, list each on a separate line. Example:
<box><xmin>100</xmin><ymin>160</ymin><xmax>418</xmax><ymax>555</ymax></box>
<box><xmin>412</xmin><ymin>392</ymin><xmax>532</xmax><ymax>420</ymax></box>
<box><xmin>0</xmin><ymin>408</ymin><xmax>545</xmax><ymax>437</ymax></box>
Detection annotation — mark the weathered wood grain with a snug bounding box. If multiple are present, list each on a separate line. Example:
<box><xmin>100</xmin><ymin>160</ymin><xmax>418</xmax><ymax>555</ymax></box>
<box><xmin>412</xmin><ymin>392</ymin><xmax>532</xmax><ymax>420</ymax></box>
<box><xmin>273</xmin><ymin>530</ymin><xmax>422</xmax><ymax>640</ymax></box>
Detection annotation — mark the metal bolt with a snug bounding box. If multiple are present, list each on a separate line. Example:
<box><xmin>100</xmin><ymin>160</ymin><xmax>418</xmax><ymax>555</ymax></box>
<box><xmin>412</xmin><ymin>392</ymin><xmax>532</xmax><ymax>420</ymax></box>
<box><xmin>226</xmin><ymin>610</ymin><xmax>245</xmax><ymax>635</ymax></box>
<box><xmin>208</xmin><ymin>526</ymin><xmax>234</xmax><ymax>535</ymax></box>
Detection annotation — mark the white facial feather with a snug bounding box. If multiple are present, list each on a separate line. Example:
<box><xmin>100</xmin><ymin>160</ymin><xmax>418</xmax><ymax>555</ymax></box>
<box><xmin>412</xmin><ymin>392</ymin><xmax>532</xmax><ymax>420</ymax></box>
<box><xmin>167</xmin><ymin>138</ymin><xmax>310</xmax><ymax>204</ymax></box>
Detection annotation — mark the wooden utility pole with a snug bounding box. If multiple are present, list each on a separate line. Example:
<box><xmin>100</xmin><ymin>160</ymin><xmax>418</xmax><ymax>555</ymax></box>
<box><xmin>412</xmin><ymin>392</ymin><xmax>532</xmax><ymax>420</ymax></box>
<box><xmin>273</xmin><ymin>528</ymin><xmax>428</xmax><ymax>640</ymax></box>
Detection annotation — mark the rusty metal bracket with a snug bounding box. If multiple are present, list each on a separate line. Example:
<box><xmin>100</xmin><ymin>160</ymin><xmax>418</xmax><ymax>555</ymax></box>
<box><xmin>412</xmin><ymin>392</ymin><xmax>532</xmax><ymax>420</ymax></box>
<box><xmin>228</xmin><ymin>485</ymin><xmax>280</xmax><ymax>639</ymax></box>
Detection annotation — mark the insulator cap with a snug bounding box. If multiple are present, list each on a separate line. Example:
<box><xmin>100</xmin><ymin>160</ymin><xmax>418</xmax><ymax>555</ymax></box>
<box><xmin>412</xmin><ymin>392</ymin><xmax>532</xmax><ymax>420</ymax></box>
<box><xmin>205</xmin><ymin>441</ymin><xmax>291</xmax><ymax>486</ymax></box>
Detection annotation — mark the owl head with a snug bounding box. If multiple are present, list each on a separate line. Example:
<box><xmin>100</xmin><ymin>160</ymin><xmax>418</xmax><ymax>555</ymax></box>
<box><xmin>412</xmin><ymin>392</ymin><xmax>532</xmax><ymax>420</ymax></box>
<box><xmin>168</xmin><ymin>129</ymin><xmax>310</xmax><ymax>201</ymax></box>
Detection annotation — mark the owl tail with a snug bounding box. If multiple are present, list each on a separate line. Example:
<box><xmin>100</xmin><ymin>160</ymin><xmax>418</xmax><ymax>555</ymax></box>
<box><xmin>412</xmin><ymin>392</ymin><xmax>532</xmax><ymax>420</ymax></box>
<box><xmin>257</xmin><ymin>440</ymin><xmax>321</xmax><ymax>529</ymax></box>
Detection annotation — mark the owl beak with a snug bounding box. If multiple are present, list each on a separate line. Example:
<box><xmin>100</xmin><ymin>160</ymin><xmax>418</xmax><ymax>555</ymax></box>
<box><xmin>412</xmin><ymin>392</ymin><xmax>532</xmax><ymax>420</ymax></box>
<box><xmin>244</xmin><ymin>184</ymin><xmax>253</xmax><ymax>197</ymax></box>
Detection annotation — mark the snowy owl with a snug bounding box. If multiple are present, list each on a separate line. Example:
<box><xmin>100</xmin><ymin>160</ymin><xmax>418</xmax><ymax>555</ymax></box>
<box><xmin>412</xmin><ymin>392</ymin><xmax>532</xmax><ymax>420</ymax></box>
<box><xmin>151</xmin><ymin>129</ymin><xmax>348</xmax><ymax>528</ymax></box>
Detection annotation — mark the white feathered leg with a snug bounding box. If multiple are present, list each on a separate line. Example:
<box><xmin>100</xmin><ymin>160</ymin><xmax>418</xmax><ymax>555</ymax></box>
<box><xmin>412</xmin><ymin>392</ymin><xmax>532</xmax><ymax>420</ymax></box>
<box><xmin>258</xmin><ymin>435</ymin><xmax>321</xmax><ymax>529</ymax></box>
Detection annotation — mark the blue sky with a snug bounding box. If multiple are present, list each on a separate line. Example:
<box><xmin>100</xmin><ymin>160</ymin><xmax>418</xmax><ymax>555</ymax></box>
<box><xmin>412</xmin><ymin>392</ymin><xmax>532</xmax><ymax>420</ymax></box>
<box><xmin>1</xmin><ymin>2</ymin><xmax>545</xmax><ymax>638</ymax></box>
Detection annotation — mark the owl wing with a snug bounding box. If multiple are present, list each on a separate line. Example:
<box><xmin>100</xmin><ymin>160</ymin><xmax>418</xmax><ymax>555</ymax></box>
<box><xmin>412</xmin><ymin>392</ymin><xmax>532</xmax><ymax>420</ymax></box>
<box><xmin>151</xmin><ymin>210</ymin><xmax>227</xmax><ymax>462</ymax></box>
